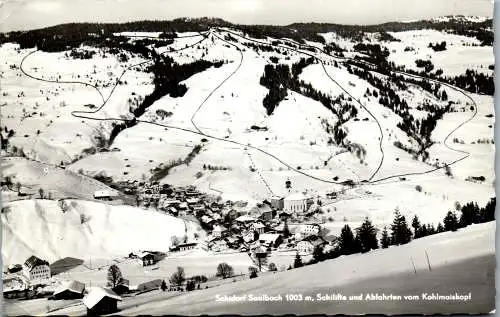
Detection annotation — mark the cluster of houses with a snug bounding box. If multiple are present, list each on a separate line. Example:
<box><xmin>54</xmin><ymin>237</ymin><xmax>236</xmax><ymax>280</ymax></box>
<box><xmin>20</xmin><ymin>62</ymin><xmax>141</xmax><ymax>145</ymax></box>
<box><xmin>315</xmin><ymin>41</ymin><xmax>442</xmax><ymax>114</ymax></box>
<box><xmin>192</xmin><ymin>191</ymin><xmax>334</xmax><ymax>256</ymax></box>
<box><xmin>2</xmin><ymin>255</ymin><xmax>157</xmax><ymax>315</ymax></box>
<box><xmin>105</xmin><ymin>181</ymin><xmax>334</xmax><ymax>257</ymax></box>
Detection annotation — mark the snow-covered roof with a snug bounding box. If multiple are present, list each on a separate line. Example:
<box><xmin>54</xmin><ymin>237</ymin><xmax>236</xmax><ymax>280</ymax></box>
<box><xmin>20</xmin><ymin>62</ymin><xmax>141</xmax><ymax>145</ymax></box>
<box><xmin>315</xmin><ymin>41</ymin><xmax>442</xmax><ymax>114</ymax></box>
<box><xmin>136</xmin><ymin>252</ymin><xmax>154</xmax><ymax>259</ymax></box>
<box><xmin>259</xmin><ymin>233</ymin><xmax>281</xmax><ymax>243</ymax></box>
<box><xmin>93</xmin><ymin>190</ymin><xmax>111</xmax><ymax>198</ymax></box>
<box><xmin>23</xmin><ymin>255</ymin><xmax>49</xmax><ymax>271</ymax></box>
<box><xmin>83</xmin><ymin>287</ymin><xmax>122</xmax><ymax>309</ymax></box>
<box><xmin>235</xmin><ymin>215</ymin><xmax>256</xmax><ymax>222</ymax></box>
<box><xmin>213</xmin><ymin>225</ymin><xmax>227</xmax><ymax>232</ymax></box>
<box><xmin>252</xmin><ymin>223</ymin><xmax>266</xmax><ymax>229</ymax></box>
<box><xmin>284</xmin><ymin>192</ymin><xmax>307</xmax><ymax>201</ymax></box>
<box><xmin>53</xmin><ymin>280</ymin><xmax>85</xmax><ymax>296</ymax></box>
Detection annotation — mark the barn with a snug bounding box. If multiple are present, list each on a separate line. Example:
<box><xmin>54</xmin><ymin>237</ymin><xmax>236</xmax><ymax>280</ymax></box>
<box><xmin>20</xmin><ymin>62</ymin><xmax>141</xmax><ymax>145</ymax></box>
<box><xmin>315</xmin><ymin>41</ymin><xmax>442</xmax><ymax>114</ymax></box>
<box><xmin>83</xmin><ymin>287</ymin><xmax>122</xmax><ymax>316</ymax></box>
<box><xmin>52</xmin><ymin>280</ymin><xmax>85</xmax><ymax>300</ymax></box>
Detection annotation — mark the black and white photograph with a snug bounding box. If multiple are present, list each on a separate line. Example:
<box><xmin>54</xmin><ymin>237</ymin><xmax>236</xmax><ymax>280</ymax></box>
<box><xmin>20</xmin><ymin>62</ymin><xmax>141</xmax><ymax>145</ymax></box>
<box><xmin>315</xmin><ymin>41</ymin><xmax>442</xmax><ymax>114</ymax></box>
<box><xmin>0</xmin><ymin>0</ymin><xmax>496</xmax><ymax>315</ymax></box>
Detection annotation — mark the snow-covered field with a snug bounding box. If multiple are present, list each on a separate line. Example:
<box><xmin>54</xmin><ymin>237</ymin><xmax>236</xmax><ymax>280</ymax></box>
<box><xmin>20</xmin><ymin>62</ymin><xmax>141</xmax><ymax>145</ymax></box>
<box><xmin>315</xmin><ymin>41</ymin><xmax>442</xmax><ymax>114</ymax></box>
<box><xmin>1</xmin><ymin>157</ymin><xmax>122</xmax><ymax>202</ymax></box>
<box><xmin>25</xmin><ymin>221</ymin><xmax>493</xmax><ymax>316</ymax></box>
<box><xmin>385</xmin><ymin>30</ymin><xmax>493</xmax><ymax>76</ymax></box>
<box><xmin>1</xmin><ymin>199</ymin><xmax>203</xmax><ymax>266</ymax></box>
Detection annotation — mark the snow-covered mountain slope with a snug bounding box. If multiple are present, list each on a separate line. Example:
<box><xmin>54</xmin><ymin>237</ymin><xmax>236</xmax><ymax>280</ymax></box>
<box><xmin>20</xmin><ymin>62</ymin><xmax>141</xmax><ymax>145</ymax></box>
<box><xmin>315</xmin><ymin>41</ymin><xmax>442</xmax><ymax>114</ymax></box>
<box><xmin>1</xmin><ymin>22</ymin><xmax>494</xmax><ymax>230</ymax></box>
<box><xmin>2</xmin><ymin>199</ymin><xmax>203</xmax><ymax>265</ymax></box>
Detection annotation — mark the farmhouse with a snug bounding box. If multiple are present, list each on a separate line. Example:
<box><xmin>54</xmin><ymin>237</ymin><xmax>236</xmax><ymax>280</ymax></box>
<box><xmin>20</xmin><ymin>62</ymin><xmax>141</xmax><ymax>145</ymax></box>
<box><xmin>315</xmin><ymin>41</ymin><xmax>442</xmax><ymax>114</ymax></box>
<box><xmin>284</xmin><ymin>192</ymin><xmax>309</xmax><ymax>214</ymax></box>
<box><xmin>83</xmin><ymin>287</ymin><xmax>122</xmax><ymax>316</ymax></box>
<box><xmin>137</xmin><ymin>252</ymin><xmax>156</xmax><ymax>266</ymax></box>
<box><xmin>296</xmin><ymin>236</ymin><xmax>327</xmax><ymax>255</ymax></box>
<box><xmin>52</xmin><ymin>280</ymin><xmax>85</xmax><ymax>300</ymax></box>
<box><xmin>22</xmin><ymin>255</ymin><xmax>51</xmax><ymax>283</ymax></box>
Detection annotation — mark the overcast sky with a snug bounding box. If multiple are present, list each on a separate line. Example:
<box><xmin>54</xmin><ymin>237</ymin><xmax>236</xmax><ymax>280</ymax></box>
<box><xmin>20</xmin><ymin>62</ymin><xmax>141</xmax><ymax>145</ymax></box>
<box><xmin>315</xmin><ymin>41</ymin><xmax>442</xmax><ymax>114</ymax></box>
<box><xmin>0</xmin><ymin>0</ymin><xmax>494</xmax><ymax>32</ymax></box>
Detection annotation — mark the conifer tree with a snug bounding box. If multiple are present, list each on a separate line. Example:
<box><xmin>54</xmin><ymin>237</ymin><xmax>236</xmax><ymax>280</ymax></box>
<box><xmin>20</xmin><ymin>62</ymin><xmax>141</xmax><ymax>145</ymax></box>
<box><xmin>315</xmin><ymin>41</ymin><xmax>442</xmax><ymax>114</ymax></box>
<box><xmin>356</xmin><ymin>217</ymin><xmax>379</xmax><ymax>252</ymax></box>
<box><xmin>380</xmin><ymin>226</ymin><xmax>390</xmax><ymax>248</ymax></box>
<box><xmin>390</xmin><ymin>210</ymin><xmax>413</xmax><ymax>245</ymax></box>
<box><xmin>427</xmin><ymin>224</ymin><xmax>436</xmax><ymax>235</ymax></box>
<box><xmin>293</xmin><ymin>252</ymin><xmax>303</xmax><ymax>268</ymax></box>
<box><xmin>443</xmin><ymin>211</ymin><xmax>459</xmax><ymax>232</ymax></box>
<box><xmin>283</xmin><ymin>220</ymin><xmax>290</xmax><ymax>238</ymax></box>
<box><xmin>480</xmin><ymin>198</ymin><xmax>496</xmax><ymax>222</ymax></box>
<box><xmin>312</xmin><ymin>245</ymin><xmax>325</xmax><ymax>262</ymax></box>
<box><xmin>436</xmin><ymin>222</ymin><xmax>445</xmax><ymax>233</ymax></box>
<box><xmin>411</xmin><ymin>215</ymin><xmax>422</xmax><ymax>238</ymax></box>
<box><xmin>459</xmin><ymin>202</ymin><xmax>480</xmax><ymax>228</ymax></box>
<box><xmin>339</xmin><ymin>224</ymin><xmax>359</xmax><ymax>255</ymax></box>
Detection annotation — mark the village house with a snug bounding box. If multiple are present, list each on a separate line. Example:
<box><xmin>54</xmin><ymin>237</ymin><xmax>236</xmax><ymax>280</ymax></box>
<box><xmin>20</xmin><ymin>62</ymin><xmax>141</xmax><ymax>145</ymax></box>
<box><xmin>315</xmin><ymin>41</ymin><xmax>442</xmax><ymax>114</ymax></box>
<box><xmin>22</xmin><ymin>255</ymin><xmax>51</xmax><ymax>284</ymax></box>
<box><xmin>209</xmin><ymin>238</ymin><xmax>228</xmax><ymax>252</ymax></box>
<box><xmin>251</xmin><ymin>222</ymin><xmax>266</xmax><ymax>234</ymax></box>
<box><xmin>192</xmin><ymin>204</ymin><xmax>205</xmax><ymax>216</ymax></box>
<box><xmin>225</xmin><ymin>236</ymin><xmax>241</xmax><ymax>249</ymax></box>
<box><xmin>243</xmin><ymin>230</ymin><xmax>258</xmax><ymax>243</ymax></box>
<box><xmin>159</xmin><ymin>199</ymin><xmax>180</xmax><ymax>210</ymax></box>
<box><xmin>212</xmin><ymin>224</ymin><xmax>227</xmax><ymax>238</ymax></box>
<box><xmin>176</xmin><ymin>242</ymin><xmax>198</xmax><ymax>251</ymax></box>
<box><xmin>52</xmin><ymin>280</ymin><xmax>85</xmax><ymax>300</ymax></box>
<box><xmin>258</xmin><ymin>233</ymin><xmax>283</xmax><ymax>248</ymax></box>
<box><xmin>295</xmin><ymin>224</ymin><xmax>322</xmax><ymax>240</ymax></box>
<box><xmin>260</xmin><ymin>209</ymin><xmax>275</xmax><ymax>221</ymax></box>
<box><xmin>296</xmin><ymin>236</ymin><xmax>327</xmax><ymax>255</ymax></box>
<box><xmin>269</xmin><ymin>195</ymin><xmax>284</xmax><ymax>211</ymax></box>
<box><xmin>83</xmin><ymin>287</ymin><xmax>122</xmax><ymax>316</ymax></box>
<box><xmin>186</xmin><ymin>197</ymin><xmax>199</xmax><ymax>205</ymax></box>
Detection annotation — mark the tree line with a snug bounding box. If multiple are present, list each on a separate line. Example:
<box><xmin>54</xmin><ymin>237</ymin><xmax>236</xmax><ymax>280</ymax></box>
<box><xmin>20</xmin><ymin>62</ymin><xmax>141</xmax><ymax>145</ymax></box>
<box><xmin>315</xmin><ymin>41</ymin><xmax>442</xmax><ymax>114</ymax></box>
<box><xmin>303</xmin><ymin>197</ymin><xmax>495</xmax><ymax>266</ymax></box>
